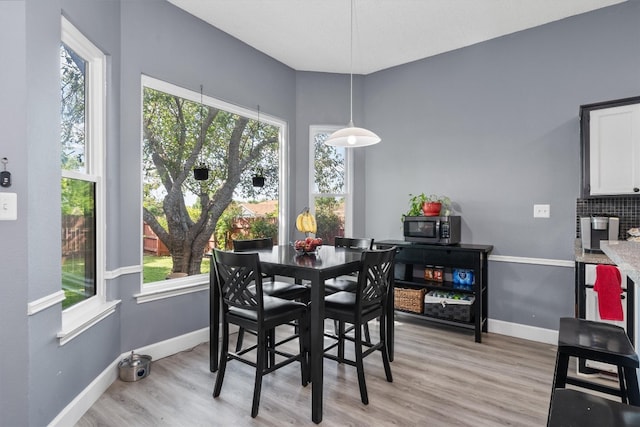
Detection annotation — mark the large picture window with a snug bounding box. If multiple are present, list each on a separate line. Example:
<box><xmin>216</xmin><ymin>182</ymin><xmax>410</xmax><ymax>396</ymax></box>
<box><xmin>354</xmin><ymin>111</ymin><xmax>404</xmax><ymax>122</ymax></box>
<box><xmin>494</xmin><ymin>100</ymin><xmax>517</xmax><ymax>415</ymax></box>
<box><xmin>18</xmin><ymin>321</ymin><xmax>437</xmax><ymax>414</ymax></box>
<box><xmin>141</xmin><ymin>77</ymin><xmax>285</xmax><ymax>284</ymax></box>
<box><xmin>309</xmin><ymin>126</ymin><xmax>353</xmax><ymax>244</ymax></box>
<box><xmin>60</xmin><ymin>17</ymin><xmax>105</xmax><ymax>312</ymax></box>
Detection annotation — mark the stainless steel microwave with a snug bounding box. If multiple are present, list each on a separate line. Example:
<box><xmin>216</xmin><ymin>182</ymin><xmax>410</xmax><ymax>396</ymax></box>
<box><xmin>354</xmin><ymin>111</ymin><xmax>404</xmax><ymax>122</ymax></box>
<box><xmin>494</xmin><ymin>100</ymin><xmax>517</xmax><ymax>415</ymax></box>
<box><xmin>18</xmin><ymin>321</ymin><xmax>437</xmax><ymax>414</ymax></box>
<box><xmin>403</xmin><ymin>216</ymin><xmax>461</xmax><ymax>245</ymax></box>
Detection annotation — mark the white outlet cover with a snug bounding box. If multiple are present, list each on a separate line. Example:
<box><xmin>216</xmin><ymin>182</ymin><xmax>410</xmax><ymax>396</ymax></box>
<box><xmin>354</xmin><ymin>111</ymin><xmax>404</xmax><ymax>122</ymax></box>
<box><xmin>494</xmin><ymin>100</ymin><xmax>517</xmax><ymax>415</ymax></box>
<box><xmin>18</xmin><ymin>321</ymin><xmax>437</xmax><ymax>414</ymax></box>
<box><xmin>0</xmin><ymin>192</ymin><xmax>17</xmax><ymax>220</ymax></box>
<box><xmin>533</xmin><ymin>204</ymin><xmax>550</xmax><ymax>218</ymax></box>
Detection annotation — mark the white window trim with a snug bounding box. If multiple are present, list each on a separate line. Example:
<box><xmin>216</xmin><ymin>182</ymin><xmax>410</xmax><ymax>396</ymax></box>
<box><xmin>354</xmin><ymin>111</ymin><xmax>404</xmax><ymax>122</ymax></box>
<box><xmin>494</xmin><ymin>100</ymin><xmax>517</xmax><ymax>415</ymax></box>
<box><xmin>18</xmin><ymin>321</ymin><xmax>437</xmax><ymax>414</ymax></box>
<box><xmin>58</xmin><ymin>16</ymin><xmax>113</xmax><ymax>345</ymax></box>
<box><xmin>308</xmin><ymin>125</ymin><xmax>354</xmax><ymax>236</ymax></box>
<box><xmin>137</xmin><ymin>75</ymin><xmax>288</xmax><ymax>300</ymax></box>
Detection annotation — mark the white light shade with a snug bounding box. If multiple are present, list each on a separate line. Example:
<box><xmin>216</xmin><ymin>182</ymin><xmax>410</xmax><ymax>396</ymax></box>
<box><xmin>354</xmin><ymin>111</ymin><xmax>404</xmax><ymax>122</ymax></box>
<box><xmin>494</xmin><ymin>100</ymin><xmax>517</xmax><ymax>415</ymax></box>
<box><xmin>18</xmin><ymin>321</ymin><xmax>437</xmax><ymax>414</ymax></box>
<box><xmin>325</xmin><ymin>123</ymin><xmax>381</xmax><ymax>147</ymax></box>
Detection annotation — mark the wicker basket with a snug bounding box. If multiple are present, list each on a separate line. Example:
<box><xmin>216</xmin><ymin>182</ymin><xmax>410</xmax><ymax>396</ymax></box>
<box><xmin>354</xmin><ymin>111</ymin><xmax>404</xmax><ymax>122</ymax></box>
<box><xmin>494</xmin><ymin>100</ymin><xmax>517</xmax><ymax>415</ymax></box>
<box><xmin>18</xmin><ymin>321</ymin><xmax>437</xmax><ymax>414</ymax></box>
<box><xmin>394</xmin><ymin>288</ymin><xmax>426</xmax><ymax>314</ymax></box>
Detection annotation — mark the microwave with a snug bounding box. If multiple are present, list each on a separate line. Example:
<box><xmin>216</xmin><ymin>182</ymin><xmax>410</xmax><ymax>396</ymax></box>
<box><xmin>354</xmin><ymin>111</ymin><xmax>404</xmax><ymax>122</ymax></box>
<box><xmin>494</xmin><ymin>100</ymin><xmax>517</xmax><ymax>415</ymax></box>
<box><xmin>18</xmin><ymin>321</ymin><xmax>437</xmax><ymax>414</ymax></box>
<box><xmin>403</xmin><ymin>216</ymin><xmax>461</xmax><ymax>245</ymax></box>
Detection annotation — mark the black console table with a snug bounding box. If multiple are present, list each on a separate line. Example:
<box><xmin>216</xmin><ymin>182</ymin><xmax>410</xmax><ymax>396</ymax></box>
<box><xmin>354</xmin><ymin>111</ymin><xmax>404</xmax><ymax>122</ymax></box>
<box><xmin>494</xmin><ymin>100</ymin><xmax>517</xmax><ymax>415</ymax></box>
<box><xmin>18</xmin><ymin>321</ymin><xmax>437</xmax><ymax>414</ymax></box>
<box><xmin>376</xmin><ymin>240</ymin><xmax>492</xmax><ymax>343</ymax></box>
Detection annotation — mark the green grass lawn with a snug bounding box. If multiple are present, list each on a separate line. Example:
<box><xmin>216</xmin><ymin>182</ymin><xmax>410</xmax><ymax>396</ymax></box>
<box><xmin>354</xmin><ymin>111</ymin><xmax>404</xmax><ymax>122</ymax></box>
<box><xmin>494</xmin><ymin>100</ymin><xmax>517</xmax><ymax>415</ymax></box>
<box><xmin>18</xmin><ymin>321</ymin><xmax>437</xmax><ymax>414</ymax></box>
<box><xmin>142</xmin><ymin>254</ymin><xmax>210</xmax><ymax>283</ymax></box>
<box><xmin>62</xmin><ymin>255</ymin><xmax>211</xmax><ymax>308</ymax></box>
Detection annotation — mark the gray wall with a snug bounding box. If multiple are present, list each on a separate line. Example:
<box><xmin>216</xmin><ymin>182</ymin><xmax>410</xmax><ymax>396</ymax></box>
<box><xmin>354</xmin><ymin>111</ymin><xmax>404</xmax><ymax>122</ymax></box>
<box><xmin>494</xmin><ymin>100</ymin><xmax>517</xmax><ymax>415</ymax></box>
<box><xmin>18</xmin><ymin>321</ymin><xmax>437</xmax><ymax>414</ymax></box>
<box><xmin>0</xmin><ymin>3</ymin><xmax>29</xmax><ymax>426</ymax></box>
<box><xmin>2</xmin><ymin>0</ymin><xmax>640</xmax><ymax>425</ymax></box>
<box><xmin>363</xmin><ymin>1</ymin><xmax>640</xmax><ymax>329</ymax></box>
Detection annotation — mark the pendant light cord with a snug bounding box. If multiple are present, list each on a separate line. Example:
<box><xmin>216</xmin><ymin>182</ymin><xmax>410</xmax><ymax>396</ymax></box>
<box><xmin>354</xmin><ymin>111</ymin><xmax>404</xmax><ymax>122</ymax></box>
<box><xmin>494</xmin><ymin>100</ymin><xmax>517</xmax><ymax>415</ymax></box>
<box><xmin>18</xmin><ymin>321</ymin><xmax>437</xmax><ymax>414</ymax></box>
<box><xmin>200</xmin><ymin>85</ymin><xmax>204</xmax><ymax>147</ymax></box>
<box><xmin>324</xmin><ymin>0</ymin><xmax>381</xmax><ymax>147</ymax></box>
<box><xmin>349</xmin><ymin>0</ymin><xmax>354</xmax><ymax>125</ymax></box>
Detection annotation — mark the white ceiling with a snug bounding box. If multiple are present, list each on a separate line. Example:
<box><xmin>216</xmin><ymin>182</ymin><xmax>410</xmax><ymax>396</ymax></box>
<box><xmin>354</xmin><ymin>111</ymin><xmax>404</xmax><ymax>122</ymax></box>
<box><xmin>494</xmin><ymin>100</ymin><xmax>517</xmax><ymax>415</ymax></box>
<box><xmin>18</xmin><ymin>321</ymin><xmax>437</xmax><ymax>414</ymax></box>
<box><xmin>169</xmin><ymin>0</ymin><xmax>625</xmax><ymax>75</ymax></box>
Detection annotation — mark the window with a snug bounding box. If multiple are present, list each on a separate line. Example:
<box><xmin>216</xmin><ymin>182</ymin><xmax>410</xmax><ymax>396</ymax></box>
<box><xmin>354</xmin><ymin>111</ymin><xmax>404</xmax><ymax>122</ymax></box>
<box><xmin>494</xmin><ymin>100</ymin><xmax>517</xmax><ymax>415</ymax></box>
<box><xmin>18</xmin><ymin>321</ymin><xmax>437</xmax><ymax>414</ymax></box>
<box><xmin>60</xmin><ymin>17</ymin><xmax>105</xmax><ymax>310</ymax></box>
<box><xmin>141</xmin><ymin>76</ymin><xmax>286</xmax><ymax>290</ymax></box>
<box><xmin>309</xmin><ymin>126</ymin><xmax>353</xmax><ymax>244</ymax></box>
<box><xmin>58</xmin><ymin>17</ymin><xmax>114</xmax><ymax>344</ymax></box>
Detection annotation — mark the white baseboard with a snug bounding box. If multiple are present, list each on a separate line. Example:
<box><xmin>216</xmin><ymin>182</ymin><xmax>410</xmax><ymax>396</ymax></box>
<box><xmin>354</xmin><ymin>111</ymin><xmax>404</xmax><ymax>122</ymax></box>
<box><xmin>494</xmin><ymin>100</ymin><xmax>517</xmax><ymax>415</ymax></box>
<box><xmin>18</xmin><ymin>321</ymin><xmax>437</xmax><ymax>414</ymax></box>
<box><xmin>48</xmin><ymin>327</ymin><xmax>210</xmax><ymax>427</ymax></box>
<box><xmin>134</xmin><ymin>327</ymin><xmax>210</xmax><ymax>361</ymax></box>
<box><xmin>488</xmin><ymin>318</ymin><xmax>558</xmax><ymax>345</ymax></box>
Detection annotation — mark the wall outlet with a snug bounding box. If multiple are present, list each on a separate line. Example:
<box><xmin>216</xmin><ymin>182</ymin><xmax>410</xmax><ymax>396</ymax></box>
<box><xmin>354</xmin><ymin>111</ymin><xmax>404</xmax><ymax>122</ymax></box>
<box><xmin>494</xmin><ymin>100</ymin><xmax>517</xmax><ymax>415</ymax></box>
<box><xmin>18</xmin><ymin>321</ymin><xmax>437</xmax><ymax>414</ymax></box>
<box><xmin>533</xmin><ymin>204</ymin><xmax>550</xmax><ymax>218</ymax></box>
<box><xmin>0</xmin><ymin>192</ymin><xmax>17</xmax><ymax>220</ymax></box>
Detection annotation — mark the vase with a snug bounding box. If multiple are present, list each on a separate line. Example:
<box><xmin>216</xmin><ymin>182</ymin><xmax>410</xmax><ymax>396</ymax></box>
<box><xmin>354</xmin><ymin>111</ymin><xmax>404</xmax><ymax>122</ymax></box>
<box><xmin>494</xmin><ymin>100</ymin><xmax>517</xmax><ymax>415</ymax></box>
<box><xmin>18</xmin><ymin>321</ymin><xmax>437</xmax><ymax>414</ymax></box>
<box><xmin>422</xmin><ymin>202</ymin><xmax>442</xmax><ymax>216</ymax></box>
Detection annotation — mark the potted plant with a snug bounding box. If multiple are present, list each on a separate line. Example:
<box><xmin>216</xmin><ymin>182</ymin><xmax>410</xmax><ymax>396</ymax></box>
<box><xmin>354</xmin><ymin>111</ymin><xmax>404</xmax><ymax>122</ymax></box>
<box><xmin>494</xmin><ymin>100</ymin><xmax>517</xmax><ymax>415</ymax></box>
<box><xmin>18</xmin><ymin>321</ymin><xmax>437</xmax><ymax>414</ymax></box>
<box><xmin>403</xmin><ymin>193</ymin><xmax>451</xmax><ymax>219</ymax></box>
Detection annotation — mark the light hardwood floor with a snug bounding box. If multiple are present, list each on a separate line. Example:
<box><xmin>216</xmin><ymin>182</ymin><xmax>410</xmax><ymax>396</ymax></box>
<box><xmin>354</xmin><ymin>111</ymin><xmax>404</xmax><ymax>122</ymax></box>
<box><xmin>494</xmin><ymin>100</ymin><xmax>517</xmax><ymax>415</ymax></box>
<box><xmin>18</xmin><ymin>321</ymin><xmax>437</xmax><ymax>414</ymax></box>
<box><xmin>77</xmin><ymin>316</ymin><xmax>560</xmax><ymax>426</ymax></box>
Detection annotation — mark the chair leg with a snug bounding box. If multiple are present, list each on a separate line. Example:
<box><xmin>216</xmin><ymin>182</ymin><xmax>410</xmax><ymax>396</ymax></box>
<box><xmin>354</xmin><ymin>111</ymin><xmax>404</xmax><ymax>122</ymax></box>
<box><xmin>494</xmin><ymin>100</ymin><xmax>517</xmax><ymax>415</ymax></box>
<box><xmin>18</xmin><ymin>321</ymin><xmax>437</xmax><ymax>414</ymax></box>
<box><xmin>623</xmin><ymin>366</ymin><xmax>640</xmax><ymax>406</ymax></box>
<box><xmin>213</xmin><ymin>321</ymin><xmax>230</xmax><ymax>398</ymax></box>
<box><xmin>354</xmin><ymin>322</ymin><xmax>369</xmax><ymax>405</ymax></box>
<box><xmin>235</xmin><ymin>327</ymin><xmax>245</xmax><ymax>352</ymax></box>
<box><xmin>548</xmin><ymin>350</ymin><xmax>569</xmax><ymax>411</ymax></box>
<box><xmin>618</xmin><ymin>366</ymin><xmax>628</xmax><ymax>404</ymax></box>
<box><xmin>363</xmin><ymin>322</ymin><xmax>371</xmax><ymax>344</ymax></box>
<box><xmin>379</xmin><ymin>314</ymin><xmax>392</xmax><ymax>383</ymax></box>
<box><xmin>268</xmin><ymin>329</ymin><xmax>275</xmax><ymax>368</ymax></box>
<box><xmin>299</xmin><ymin>312</ymin><xmax>310</xmax><ymax>386</ymax></box>
<box><xmin>251</xmin><ymin>330</ymin><xmax>266</xmax><ymax>418</ymax></box>
<box><xmin>552</xmin><ymin>351</ymin><xmax>570</xmax><ymax>389</ymax></box>
<box><xmin>338</xmin><ymin>321</ymin><xmax>346</xmax><ymax>362</ymax></box>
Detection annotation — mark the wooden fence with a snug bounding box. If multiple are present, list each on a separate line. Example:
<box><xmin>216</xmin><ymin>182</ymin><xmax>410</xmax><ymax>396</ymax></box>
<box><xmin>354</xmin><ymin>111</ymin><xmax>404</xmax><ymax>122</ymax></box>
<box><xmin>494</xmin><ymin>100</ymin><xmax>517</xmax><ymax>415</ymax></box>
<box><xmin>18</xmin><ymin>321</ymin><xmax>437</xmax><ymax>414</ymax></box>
<box><xmin>62</xmin><ymin>215</ymin><xmax>92</xmax><ymax>257</ymax></box>
<box><xmin>143</xmin><ymin>217</ymin><xmax>278</xmax><ymax>256</ymax></box>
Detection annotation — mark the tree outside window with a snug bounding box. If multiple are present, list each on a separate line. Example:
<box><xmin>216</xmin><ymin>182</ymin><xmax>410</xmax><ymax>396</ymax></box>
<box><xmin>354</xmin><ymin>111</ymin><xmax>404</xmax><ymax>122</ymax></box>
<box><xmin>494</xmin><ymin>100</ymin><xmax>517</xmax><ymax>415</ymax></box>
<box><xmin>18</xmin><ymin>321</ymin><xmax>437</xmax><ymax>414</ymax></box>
<box><xmin>142</xmin><ymin>78</ymin><xmax>281</xmax><ymax>282</ymax></box>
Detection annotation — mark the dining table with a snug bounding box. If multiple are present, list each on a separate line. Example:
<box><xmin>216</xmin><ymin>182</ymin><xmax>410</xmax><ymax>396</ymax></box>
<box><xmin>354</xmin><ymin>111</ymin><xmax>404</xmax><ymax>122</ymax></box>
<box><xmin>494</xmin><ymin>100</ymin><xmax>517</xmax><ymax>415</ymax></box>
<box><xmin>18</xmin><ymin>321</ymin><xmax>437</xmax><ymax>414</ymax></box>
<box><xmin>209</xmin><ymin>244</ymin><xmax>394</xmax><ymax>424</ymax></box>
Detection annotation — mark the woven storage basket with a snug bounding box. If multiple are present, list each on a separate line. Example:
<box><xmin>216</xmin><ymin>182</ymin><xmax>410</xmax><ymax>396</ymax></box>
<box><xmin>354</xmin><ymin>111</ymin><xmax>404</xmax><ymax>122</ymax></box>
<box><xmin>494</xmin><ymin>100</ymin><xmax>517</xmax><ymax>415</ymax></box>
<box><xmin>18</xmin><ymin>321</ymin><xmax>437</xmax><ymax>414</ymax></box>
<box><xmin>394</xmin><ymin>288</ymin><xmax>426</xmax><ymax>314</ymax></box>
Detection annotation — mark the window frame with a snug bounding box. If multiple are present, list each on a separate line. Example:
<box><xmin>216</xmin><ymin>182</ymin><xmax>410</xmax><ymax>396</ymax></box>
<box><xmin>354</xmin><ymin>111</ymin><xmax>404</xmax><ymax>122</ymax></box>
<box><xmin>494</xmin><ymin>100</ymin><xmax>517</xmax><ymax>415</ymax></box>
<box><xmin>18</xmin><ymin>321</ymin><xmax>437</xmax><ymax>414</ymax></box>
<box><xmin>308</xmin><ymin>125</ymin><xmax>354</xmax><ymax>236</ymax></box>
<box><xmin>58</xmin><ymin>16</ymin><xmax>115</xmax><ymax>345</ymax></box>
<box><xmin>137</xmin><ymin>75</ymin><xmax>289</xmax><ymax>301</ymax></box>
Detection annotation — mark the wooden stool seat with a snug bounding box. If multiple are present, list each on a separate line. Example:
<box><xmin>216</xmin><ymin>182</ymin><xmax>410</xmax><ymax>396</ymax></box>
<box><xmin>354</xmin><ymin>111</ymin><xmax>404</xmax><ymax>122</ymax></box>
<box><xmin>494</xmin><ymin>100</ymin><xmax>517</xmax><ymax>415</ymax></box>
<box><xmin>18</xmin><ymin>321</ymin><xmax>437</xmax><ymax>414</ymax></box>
<box><xmin>548</xmin><ymin>389</ymin><xmax>640</xmax><ymax>427</ymax></box>
<box><xmin>551</xmin><ymin>317</ymin><xmax>640</xmax><ymax>406</ymax></box>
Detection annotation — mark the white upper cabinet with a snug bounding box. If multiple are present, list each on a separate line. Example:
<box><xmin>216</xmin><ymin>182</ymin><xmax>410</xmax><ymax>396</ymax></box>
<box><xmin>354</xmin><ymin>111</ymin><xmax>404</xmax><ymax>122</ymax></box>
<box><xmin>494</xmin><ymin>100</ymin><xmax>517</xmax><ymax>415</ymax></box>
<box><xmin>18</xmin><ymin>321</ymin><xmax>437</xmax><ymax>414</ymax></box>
<box><xmin>581</xmin><ymin>97</ymin><xmax>640</xmax><ymax>197</ymax></box>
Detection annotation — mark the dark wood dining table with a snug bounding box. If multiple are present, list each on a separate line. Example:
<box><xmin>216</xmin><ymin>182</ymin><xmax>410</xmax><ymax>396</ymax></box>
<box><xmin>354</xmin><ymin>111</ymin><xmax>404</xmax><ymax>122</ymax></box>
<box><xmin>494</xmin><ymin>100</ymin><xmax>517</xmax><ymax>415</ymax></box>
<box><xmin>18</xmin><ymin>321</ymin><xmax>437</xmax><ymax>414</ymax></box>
<box><xmin>209</xmin><ymin>244</ymin><xmax>392</xmax><ymax>424</ymax></box>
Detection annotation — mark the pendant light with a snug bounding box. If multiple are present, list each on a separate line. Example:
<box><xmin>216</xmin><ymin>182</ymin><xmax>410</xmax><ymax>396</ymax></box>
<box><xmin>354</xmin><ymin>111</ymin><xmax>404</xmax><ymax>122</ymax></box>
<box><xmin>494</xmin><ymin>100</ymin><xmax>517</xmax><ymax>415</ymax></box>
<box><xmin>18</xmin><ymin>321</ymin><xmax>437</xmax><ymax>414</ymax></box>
<box><xmin>193</xmin><ymin>85</ymin><xmax>209</xmax><ymax>181</ymax></box>
<box><xmin>325</xmin><ymin>0</ymin><xmax>381</xmax><ymax>148</ymax></box>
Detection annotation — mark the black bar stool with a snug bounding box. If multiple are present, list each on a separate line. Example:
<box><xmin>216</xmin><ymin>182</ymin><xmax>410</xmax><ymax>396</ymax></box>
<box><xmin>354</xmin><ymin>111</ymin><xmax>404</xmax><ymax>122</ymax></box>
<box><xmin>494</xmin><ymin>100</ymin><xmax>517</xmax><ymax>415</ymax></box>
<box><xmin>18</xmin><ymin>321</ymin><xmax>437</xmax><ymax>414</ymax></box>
<box><xmin>550</xmin><ymin>317</ymin><xmax>640</xmax><ymax>407</ymax></box>
<box><xmin>547</xmin><ymin>389</ymin><xmax>640</xmax><ymax>426</ymax></box>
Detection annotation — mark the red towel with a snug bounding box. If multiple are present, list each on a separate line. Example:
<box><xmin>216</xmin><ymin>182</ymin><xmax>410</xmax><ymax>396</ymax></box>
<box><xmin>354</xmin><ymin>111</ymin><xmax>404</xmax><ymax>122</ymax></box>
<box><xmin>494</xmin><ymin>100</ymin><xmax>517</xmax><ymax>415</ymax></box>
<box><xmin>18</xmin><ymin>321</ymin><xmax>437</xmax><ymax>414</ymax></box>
<box><xmin>593</xmin><ymin>264</ymin><xmax>624</xmax><ymax>321</ymax></box>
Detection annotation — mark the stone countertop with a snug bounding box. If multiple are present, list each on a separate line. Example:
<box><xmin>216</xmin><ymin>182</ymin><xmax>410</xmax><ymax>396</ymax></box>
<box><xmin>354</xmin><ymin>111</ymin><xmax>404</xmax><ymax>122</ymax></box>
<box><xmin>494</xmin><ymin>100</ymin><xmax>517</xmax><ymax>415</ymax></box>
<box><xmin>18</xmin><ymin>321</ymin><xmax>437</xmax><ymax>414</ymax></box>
<box><xmin>574</xmin><ymin>239</ymin><xmax>616</xmax><ymax>265</ymax></box>
<box><xmin>600</xmin><ymin>241</ymin><xmax>640</xmax><ymax>284</ymax></box>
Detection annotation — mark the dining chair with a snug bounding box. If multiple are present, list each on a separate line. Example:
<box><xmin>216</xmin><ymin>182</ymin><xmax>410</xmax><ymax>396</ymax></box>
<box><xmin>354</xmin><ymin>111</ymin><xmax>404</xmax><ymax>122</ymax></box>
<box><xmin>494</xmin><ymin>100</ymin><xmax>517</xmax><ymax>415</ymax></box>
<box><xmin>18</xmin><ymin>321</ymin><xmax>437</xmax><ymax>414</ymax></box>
<box><xmin>211</xmin><ymin>249</ymin><xmax>309</xmax><ymax>418</ymax></box>
<box><xmin>324</xmin><ymin>237</ymin><xmax>374</xmax><ymax>348</ymax></box>
<box><xmin>323</xmin><ymin>246</ymin><xmax>396</xmax><ymax>405</ymax></box>
<box><xmin>324</xmin><ymin>237</ymin><xmax>374</xmax><ymax>293</ymax></box>
<box><xmin>232</xmin><ymin>237</ymin><xmax>310</xmax><ymax>356</ymax></box>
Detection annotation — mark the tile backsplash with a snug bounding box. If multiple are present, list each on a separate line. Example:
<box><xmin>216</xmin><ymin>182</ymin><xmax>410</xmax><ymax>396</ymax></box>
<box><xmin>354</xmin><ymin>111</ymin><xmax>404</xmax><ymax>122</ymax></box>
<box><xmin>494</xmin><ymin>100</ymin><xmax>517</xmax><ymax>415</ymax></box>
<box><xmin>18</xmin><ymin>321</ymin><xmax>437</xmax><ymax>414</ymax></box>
<box><xmin>576</xmin><ymin>196</ymin><xmax>640</xmax><ymax>240</ymax></box>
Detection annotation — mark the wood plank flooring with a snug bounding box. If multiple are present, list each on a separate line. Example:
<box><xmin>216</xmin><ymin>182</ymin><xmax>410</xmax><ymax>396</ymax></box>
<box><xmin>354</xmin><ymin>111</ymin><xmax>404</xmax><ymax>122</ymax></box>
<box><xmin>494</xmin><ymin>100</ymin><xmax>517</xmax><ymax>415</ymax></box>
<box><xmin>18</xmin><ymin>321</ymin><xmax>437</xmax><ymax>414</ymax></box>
<box><xmin>76</xmin><ymin>316</ymin><xmax>560</xmax><ymax>426</ymax></box>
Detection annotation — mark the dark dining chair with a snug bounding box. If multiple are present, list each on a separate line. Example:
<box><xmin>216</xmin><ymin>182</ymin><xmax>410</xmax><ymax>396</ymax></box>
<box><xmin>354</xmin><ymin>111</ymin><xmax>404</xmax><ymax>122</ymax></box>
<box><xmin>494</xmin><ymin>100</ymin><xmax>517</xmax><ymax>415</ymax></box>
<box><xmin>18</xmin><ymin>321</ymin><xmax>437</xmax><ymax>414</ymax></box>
<box><xmin>323</xmin><ymin>246</ymin><xmax>396</xmax><ymax>405</ymax></box>
<box><xmin>211</xmin><ymin>249</ymin><xmax>309</xmax><ymax>418</ymax></box>
<box><xmin>324</xmin><ymin>237</ymin><xmax>374</xmax><ymax>348</ymax></box>
<box><xmin>324</xmin><ymin>237</ymin><xmax>374</xmax><ymax>293</ymax></box>
<box><xmin>232</xmin><ymin>237</ymin><xmax>310</xmax><ymax>368</ymax></box>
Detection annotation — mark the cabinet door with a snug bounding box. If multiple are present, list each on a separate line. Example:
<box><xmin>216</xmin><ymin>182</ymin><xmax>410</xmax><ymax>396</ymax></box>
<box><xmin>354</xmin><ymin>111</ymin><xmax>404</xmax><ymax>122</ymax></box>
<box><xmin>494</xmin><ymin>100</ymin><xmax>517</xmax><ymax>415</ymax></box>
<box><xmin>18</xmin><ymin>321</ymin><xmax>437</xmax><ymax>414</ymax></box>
<box><xmin>589</xmin><ymin>103</ymin><xmax>640</xmax><ymax>195</ymax></box>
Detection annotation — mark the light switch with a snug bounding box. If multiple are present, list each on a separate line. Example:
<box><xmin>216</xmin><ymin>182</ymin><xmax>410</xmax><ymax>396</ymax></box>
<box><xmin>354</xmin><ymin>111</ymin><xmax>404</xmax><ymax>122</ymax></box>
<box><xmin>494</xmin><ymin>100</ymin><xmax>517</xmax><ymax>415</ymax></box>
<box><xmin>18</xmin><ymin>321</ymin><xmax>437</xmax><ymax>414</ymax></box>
<box><xmin>0</xmin><ymin>192</ymin><xmax>17</xmax><ymax>220</ymax></box>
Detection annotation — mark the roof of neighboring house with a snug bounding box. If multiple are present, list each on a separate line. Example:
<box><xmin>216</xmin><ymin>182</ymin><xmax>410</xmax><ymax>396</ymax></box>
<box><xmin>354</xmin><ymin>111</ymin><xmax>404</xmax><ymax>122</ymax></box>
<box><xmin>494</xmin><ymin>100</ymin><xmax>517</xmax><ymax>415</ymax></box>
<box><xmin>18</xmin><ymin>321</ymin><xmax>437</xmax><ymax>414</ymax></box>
<box><xmin>239</xmin><ymin>200</ymin><xmax>278</xmax><ymax>217</ymax></box>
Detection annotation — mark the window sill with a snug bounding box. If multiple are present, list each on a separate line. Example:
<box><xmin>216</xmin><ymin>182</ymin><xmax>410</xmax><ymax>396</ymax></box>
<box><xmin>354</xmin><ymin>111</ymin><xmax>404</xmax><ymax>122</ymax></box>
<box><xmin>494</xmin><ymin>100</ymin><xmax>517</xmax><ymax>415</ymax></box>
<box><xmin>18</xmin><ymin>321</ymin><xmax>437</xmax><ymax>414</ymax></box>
<box><xmin>135</xmin><ymin>274</ymin><xmax>209</xmax><ymax>304</ymax></box>
<box><xmin>57</xmin><ymin>298</ymin><xmax>120</xmax><ymax>346</ymax></box>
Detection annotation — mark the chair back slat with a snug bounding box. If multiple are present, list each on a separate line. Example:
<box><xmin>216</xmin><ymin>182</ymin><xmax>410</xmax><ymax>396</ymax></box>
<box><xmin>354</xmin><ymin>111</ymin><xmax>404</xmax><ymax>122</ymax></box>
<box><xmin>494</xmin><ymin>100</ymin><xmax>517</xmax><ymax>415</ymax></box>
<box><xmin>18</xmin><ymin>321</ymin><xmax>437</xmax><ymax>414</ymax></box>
<box><xmin>213</xmin><ymin>249</ymin><xmax>264</xmax><ymax>311</ymax></box>
<box><xmin>334</xmin><ymin>236</ymin><xmax>374</xmax><ymax>250</ymax></box>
